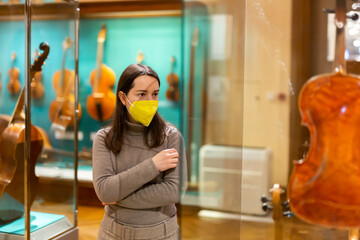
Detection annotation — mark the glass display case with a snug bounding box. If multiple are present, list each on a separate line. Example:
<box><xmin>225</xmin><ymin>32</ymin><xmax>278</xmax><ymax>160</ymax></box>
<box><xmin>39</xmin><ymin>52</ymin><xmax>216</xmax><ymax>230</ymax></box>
<box><xmin>180</xmin><ymin>0</ymin><xmax>244</xmax><ymax>239</ymax></box>
<box><xmin>181</xmin><ymin>0</ymin><xmax>360</xmax><ymax>239</ymax></box>
<box><xmin>0</xmin><ymin>1</ymin><xmax>79</xmax><ymax>239</ymax></box>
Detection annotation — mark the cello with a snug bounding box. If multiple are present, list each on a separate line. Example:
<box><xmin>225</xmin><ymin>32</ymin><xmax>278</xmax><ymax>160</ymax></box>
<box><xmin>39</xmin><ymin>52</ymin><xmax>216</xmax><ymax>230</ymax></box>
<box><xmin>0</xmin><ymin>42</ymin><xmax>49</xmax><ymax>222</ymax></box>
<box><xmin>166</xmin><ymin>56</ymin><xmax>179</xmax><ymax>102</ymax></box>
<box><xmin>86</xmin><ymin>24</ymin><xmax>116</xmax><ymax>122</ymax></box>
<box><xmin>7</xmin><ymin>52</ymin><xmax>21</xmax><ymax>95</ymax></box>
<box><xmin>49</xmin><ymin>37</ymin><xmax>81</xmax><ymax>128</ymax></box>
<box><xmin>288</xmin><ymin>0</ymin><xmax>360</xmax><ymax>228</ymax></box>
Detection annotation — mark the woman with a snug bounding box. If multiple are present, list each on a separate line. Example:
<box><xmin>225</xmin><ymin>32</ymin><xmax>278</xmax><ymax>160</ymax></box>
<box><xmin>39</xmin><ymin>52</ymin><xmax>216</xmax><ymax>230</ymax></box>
<box><xmin>92</xmin><ymin>63</ymin><xmax>187</xmax><ymax>240</ymax></box>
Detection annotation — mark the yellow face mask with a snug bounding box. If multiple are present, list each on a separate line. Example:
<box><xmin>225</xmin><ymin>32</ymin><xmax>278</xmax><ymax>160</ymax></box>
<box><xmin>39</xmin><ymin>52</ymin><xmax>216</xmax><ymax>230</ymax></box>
<box><xmin>124</xmin><ymin>95</ymin><xmax>158</xmax><ymax>127</ymax></box>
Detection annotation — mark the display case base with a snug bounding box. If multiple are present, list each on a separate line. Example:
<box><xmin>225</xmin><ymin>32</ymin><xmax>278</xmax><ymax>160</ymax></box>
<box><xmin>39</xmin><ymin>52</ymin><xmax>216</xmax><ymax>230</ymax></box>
<box><xmin>0</xmin><ymin>211</ymin><xmax>76</xmax><ymax>240</ymax></box>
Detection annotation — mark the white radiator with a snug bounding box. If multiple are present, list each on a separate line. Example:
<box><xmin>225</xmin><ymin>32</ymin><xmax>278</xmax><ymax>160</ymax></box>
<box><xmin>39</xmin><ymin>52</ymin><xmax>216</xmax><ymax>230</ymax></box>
<box><xmin>199</xmin><ymin>145</ymin><xmax>272</xmax><ymax>215</ymax></box>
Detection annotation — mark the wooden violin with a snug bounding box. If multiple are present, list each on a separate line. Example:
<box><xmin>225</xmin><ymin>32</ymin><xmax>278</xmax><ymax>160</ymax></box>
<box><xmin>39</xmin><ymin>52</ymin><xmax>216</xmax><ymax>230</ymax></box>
<box><xmin>0</xmin><ymin>42</ymin><xmax>49</xmax><ymax>222</ymax></box>
<box><xmin>86</xmin><ymin>24</ymin><xmax>116</xmax><ymax>122</ymax></box>
<box><xmin>262</xmin><ymin>184</ymin><xmax>290</xmax><ymax>240</ymax></box>
<box><xmin>49</xmin><ymin>37</ymin><xmax>81</xmax><ymax>128</ymax></box>
<box><xmin>7</xmin><ymin>52</ymin><xmax>21</xmax><ymax>95</ymax></box>
<box><xmin>31</xmin><ymin>49</ymin><xmax>44</xmax><ymax>99</ymax></box>
<box><xmin>166</xmin><ymin>56</ymin><xmax>179</xmax><ymax>102</ymax></box>
<box><xmin>288</xmin><ymin>0</ymin><xmax>360</xmax><ymax>228</ymax></box>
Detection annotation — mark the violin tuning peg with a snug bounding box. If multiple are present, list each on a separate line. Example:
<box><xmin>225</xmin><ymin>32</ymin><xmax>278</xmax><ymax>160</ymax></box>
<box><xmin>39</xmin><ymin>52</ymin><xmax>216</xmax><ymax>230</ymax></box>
<box><xmin>282</xmin><ymin>199</ymin><xmax>290</xmax><ymax>208</ymax></box>
<box><xmin>262</xmin><ymin>202</ymin><xmax>269</xmax><ymax>212</ymax></box>
<box><xmin>261</xmin><ymin>195</ymin><xmax>271</xmax><ymax>203</ymax></box>
<box><xmin>283</xmin><ymin>211</ymin><xmax>294</xmax><ymax>218</ymax></box>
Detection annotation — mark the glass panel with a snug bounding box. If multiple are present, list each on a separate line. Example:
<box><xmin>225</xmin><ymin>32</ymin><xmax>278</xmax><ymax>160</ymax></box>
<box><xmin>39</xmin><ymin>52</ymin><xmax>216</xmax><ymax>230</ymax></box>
<box><xmin>0</xmin><ymin>2</ymin><xmax>26</xmax><ymax>238</ymax></box>
<box><xmin>181</xmin><ymin>0</ymin><xmax>244</xmax><ymax>239</ymax></box>
<box><xmin>239</xmin><ymin>0</ymin><xmax>359</xmax><ymax>239</ymax></box>
<box><xmin>30</xmin><ymin>1</ymin><xmax>78</xmax><ymax>239</ymax></box>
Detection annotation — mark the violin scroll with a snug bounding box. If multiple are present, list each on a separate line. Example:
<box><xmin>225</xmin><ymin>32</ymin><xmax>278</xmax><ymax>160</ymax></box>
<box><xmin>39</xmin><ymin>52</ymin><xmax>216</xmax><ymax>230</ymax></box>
<box><xmin>31</xmin><ymin>42</ymin><xmax>50</xmax><ymax>73</ymax></box>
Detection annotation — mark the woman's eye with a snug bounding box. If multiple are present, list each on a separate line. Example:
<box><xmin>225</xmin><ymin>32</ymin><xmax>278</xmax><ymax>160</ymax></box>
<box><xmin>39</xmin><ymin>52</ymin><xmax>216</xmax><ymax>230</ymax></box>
<box><xmin>153</xmin><ymin>93</ymin><xmax>158</xmax><ymax>97</ymax></box>
<box><xmin>139</xmin><ymin>93</ymin><xmax>145</xmax><ymax>96</ymax></box>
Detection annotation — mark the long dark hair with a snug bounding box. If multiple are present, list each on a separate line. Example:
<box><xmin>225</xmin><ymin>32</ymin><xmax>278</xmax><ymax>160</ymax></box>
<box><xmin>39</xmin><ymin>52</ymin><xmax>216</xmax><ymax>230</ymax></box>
<box><xmin>104</xmin><ymin>64</ymin><xmax>166</xmax><ymax>154</ymax></box>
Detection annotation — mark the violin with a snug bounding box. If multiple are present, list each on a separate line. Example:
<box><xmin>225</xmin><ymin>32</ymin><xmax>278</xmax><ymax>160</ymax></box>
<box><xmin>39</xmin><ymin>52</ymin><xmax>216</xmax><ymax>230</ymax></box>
<box><xmin>166</xmin><ymin>56</ymin><xmax>179</xmax><ymax>102</ymax></box>
<box><xmin>49</xmin><ymin>37</ymin><xmax>82</xmax><ymax>128</ymax></box>
<box><xmin>288</xmin><ymin>0</ymin><xmax>360</xmax><ymax>228</ymax></box>
<box><xmin>261</xmin><ymin>184</ymin><xmax>290</xmax><ymax>240</ymax></box>
<box><xmin>0</xmin><ymin>42</ymin><xmax>49</xmax><ymax>222</ymax></box>
<box><xmin>86</xmin><ymin>24</ymin><xmax>116</xmax><ymax>122</ymax></box>
<box><xmin>7</xmin><ymin>52</ymin><xmax>21</xmax><ymax>95</ymax></box>
<box><xmin>31</xmin><ymin>49</ymin><xmax>44</xmax><ymax>99</ymax></box>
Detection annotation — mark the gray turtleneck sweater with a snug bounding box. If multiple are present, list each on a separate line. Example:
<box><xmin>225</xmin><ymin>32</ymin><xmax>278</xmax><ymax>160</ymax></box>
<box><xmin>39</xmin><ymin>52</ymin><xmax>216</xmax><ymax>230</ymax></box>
<box><xmin>92</xmin><ymin>121</ymin><xmax>187</xmax><ymax>225</ymax></box>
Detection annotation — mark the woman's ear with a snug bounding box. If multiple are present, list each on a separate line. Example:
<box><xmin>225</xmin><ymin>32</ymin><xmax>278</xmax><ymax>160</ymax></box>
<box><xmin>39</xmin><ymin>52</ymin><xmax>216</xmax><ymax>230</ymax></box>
<box><xmin>118</xmin><ymin>91</ymin><xmax>126</xmax><ymax>106</ymax></box>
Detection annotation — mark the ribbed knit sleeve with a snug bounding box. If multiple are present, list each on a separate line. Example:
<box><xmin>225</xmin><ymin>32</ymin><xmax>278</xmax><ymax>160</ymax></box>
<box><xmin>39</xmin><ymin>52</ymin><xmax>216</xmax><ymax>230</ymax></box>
<box><xmin>92</xmin><ymin>129</ymin><xmax>160</xmax><ymax>204</ymax></box>
<box><xmin>118</xmin><ymin>126</ymin><xmax>188</xmax><ymax>209</ymax></box>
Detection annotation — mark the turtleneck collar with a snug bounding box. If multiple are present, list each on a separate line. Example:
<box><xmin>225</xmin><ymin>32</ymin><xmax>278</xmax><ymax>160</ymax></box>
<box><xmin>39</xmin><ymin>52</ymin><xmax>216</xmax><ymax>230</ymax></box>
<box><xmin>125</xmin><ymin>120</ymin><xmax>145</xmax><ymax>135</ymax></box>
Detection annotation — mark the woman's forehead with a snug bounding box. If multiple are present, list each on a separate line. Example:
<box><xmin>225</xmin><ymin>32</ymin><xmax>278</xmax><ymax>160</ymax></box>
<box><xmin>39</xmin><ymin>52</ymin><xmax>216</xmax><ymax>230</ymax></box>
<box><xmin>132</xmin><ymin>75</ymin><xmax>159</xmax><ymax>91</ymax></box>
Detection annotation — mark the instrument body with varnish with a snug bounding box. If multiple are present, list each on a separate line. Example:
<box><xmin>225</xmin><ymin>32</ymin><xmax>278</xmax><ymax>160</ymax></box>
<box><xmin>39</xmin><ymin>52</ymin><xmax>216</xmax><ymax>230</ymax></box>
<box><xmin>49</xmin><ymin>37</ymin><xmax>81</xmax><ymax>128</ymax></box>
<box><xmin>166</xmin><ymin>56</ymin><xmax>179</xmax><ymax>102</ymax></box>
<box><xmin>0</xmin><ymin>42</ymin><xmax>49</xmax><ymax>223</ymax></box>
<box><xmin>86</xmin><ymin>24</ymin><xmax>116</xmax><ymax>122</ymax></box>
<box><xmin>288</xmin><ymin>0</ymin><xmax>360</xmax><ymax>229</ymax></box>
<box><xmin>7</xmin><ymin>52</ymin><xmax>21</xmax><ymax>95</ymax></box>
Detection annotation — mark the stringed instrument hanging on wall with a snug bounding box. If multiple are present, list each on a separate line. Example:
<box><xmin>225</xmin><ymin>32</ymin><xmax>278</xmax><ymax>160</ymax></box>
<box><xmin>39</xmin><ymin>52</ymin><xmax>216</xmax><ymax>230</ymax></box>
<box><xmin>86</xmin><ymin>24</ymin><xmax>116</xmax><ymax>122</ymax></box>
<box><xmin>166</xmin><ymin>56</ymin><xmax>179</xmax><ymax>102</ymax></box>
<box><xmin>8</xmin><ymin>52</ymin><xmax>21</xmax><ymax>95</ymax></box>
<box><xmin>0</xmin><ymin>42</ymin><xmax>49</xmax><ymax>223</ymax></box>
<box><xmin>186</xmin><ymin>27</ymin><xmax>199</xmax><ymax>183</ymax></box>
<box><xmin>49</xmin><ymin>37</ymin><xmax>81</xmax><ymax>129</ymax></box>
<box><xmin>288</xmin><ymin>0</ymin><xmax>360</xmax><ymax>228</ymax></box>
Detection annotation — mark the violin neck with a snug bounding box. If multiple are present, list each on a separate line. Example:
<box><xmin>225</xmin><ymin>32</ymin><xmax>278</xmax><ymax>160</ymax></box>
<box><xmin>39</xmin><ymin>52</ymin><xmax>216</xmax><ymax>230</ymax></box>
<box><xmin>171</xmin><ymin>58</ymin><xmax>175</xmax><ymax>74</ymax></box>
<box><xmin>95</xmin><ymin>40</ymin><xmax>104</xmax><ymax>87</ymax></box>
<box><xmin>9</xmin><ymin>70</ymin><xmax>36</xmax><ymax>124</ymax></box>
<box><xmin>60</xmin><ymin>49</ymin><xmax>67</xmax><ymax>89</ymax></box>
<box><xmin>334</xmin><ymin>0</ymin><xmax>347</xmax><ymax>74</ymax></box>
<box><xmin>10</xmin><ymin>57</ymin><xmax>15</xmax><ymax>80</ymax></box>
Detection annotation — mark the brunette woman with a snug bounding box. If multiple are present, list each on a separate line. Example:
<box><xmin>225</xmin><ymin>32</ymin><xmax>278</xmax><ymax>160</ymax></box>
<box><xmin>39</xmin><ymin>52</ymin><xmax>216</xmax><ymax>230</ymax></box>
<box><xmin>92</xmin><ymin>63</ymin><xmax>187</xmax><ymax>240</ymax></box>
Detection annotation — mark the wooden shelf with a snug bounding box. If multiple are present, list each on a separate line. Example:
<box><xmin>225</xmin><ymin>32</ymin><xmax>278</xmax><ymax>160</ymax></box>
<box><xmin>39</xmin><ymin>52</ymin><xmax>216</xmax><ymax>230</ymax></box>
<box><xmin>79</xmin><ymin>0</ymin><xmax>182</xmax><ymax>14</ymax></box>
<box><xmin>0</xmin><ymin>0</ymin><xmax>182</xmax><ymax>20</ymax></box>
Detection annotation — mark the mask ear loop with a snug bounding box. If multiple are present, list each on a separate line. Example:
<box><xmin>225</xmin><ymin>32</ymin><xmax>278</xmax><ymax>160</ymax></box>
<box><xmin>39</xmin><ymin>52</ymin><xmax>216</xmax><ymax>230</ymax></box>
<box><xmin>121</xmin><ymin>91</ymin><xmax>134</xmax><ymax>107</ymax></box>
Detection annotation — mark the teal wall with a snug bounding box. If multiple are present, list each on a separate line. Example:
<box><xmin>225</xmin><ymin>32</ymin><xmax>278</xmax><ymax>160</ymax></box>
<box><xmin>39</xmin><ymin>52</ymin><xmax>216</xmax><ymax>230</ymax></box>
<box><xmin>0</xmin><ymin>16</ymin><xmax>182</xmax><ymax>158</ymax></box>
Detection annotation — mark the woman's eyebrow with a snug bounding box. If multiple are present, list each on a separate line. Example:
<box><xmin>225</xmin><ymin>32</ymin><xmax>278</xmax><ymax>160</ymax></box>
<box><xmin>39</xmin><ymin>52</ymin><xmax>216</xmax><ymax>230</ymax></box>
<box><xmin>135</xmin><ymin>89</ymin><xmax>159</xmax><ymax>93</ymax></box>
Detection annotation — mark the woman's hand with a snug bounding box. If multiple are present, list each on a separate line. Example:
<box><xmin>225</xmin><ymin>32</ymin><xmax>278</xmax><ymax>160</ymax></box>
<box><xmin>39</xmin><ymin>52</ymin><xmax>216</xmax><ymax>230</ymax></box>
<box><xmin>152</xmin><ymin>148</ymin><xmax>179</xmax><ymax>172</ymax></box>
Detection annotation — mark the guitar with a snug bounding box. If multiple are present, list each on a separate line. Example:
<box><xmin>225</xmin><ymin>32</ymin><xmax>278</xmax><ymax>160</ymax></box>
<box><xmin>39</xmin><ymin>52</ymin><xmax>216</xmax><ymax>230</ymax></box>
<box><xmin>288</xmin><ymin>0</ymin><xmax>360</xmax><ymax>228</ymax></box>
<box><xmin>31</xmin><ymin>49</ymin><xmax>44</xmax><ymax>99</ymax></box>
<box><xmin>166</xmin><ymin>56</ymin><xmax>179</xmax><ymax>102</ymax></box>
<box><xmin>0</xmin><ymin>42</ymin><xmax>49</xmax><ymax>222</ymax></box>
<box><xmin>7</xmin><ymin>52</ymin><xmax>21</xmax><ymax>95</ymax></box>
<box><xmin>49</xmin><ymin>37</ymin><xmax>82</xmax><ymax>129</ymax></box>
<box><xmin>86</xmin><ymin>24</ymin><xmax>116</xmax><ymax>122</ymax></box>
